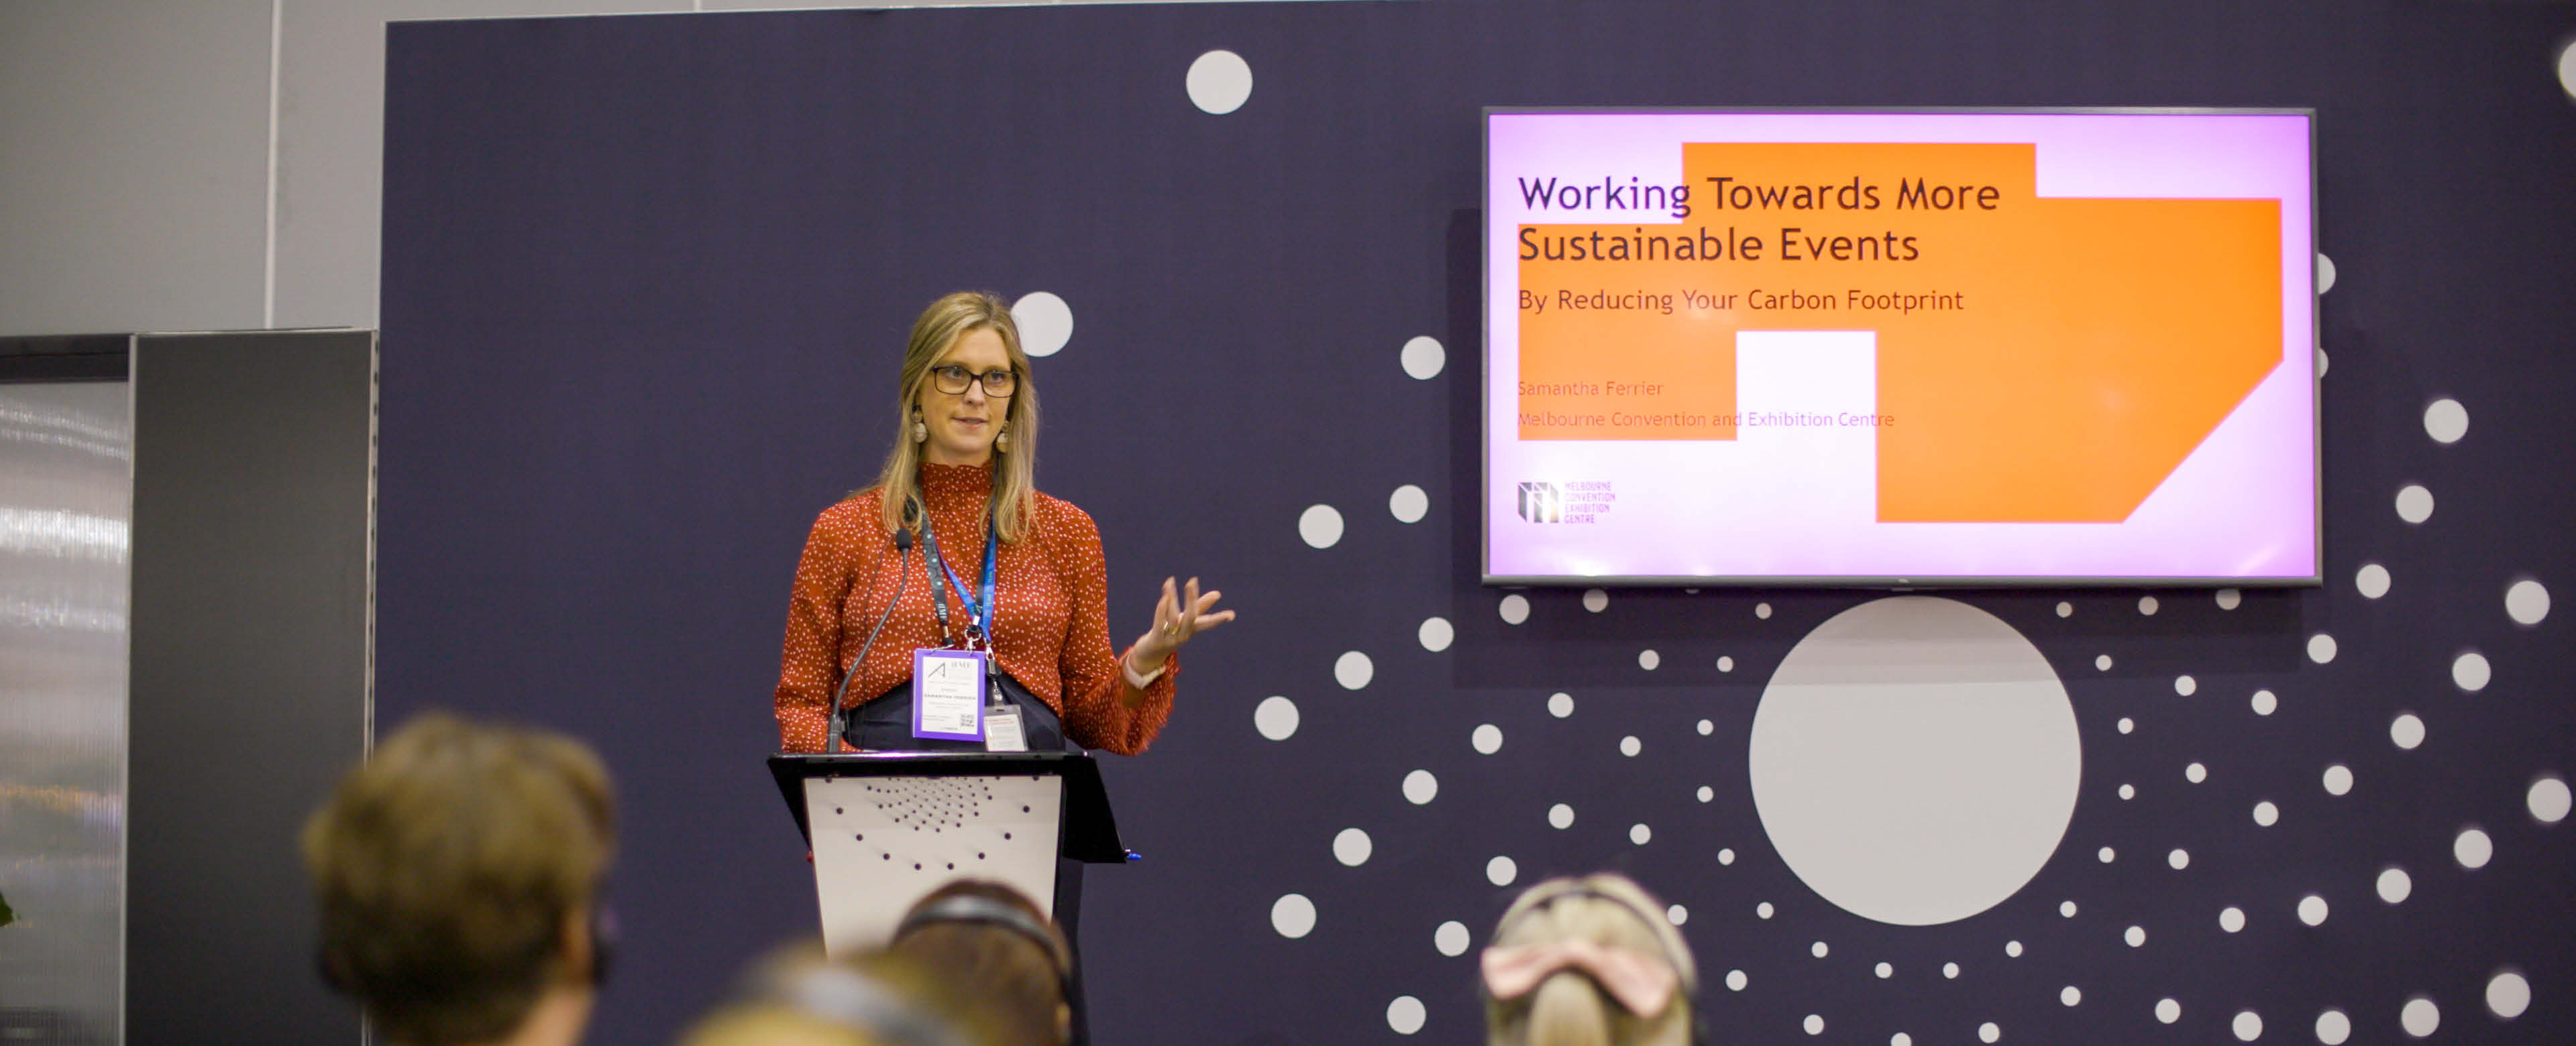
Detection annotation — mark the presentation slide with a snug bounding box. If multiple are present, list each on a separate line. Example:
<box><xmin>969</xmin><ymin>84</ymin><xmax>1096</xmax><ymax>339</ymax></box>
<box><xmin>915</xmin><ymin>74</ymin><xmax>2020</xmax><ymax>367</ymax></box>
<box><xmin>1485</xmin><ymin>110</ymin><xmax>2317</xmax><ymax>584</ymax></box>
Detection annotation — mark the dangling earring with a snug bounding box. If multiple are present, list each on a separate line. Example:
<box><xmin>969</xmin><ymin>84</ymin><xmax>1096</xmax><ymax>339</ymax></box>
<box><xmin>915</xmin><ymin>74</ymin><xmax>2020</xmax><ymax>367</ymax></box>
<box><xmin>911</xmin><ymin>412</ymin><xmax>927</xmax><ymax>443</ymax></box>
<box><xmin>995</xmin><ymin>423</ymin><xmax>1010</xmax><ymax>451</ymax></box>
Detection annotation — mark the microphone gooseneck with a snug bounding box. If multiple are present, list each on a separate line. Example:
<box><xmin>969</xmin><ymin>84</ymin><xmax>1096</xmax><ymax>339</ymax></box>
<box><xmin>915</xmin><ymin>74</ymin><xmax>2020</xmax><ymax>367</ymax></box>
<box><xmin>826</xmin><ymin>525</ymin><xmax>914</xmax><ymax>753</ymax></box>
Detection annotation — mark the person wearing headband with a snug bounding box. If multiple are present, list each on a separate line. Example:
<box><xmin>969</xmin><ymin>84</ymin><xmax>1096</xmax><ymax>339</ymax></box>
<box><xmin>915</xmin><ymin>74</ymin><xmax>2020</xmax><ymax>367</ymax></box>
<box><xmin>1482</xmin><ymin>874</ymin><xmax>1702</xmax><ymax>1046</ymax></box>
<box><xmin>773</xmin><ymin>290</ymin><xmax>1235</xmax><ymax>756</ymax></box>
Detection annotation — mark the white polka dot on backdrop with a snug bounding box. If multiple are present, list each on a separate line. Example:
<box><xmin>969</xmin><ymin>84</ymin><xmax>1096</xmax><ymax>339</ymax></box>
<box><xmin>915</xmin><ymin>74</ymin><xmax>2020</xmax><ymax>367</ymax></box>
<box><xmin>1010</xmin><ymin>292</ymin><xmax>1073</xmax><ymax>356</ymax></box>
<box><xmin>1942</xmin><ymin>962</ymin><xmax>1958</xmax><ymax>978</ymax></box>
<box><xmin>1399</xmin><ymin>336</ymin><xmax>1445</xmax><ymax>380</ymax></box>
<box><xmin>1385</xmin><ymin>995</ymin><xmax>1425</xmax><ymax>1035</ymax></box>
<box><xmin>1546</xmin><ymin>691</ymin><xmax>1572</xmax><ymax>717</ymax></box>
<box><xmin>1333</xmin><ymin>650</ymin><xmax>1371</xmax><ymax>689</ymax></box>
<box><xmin>1485</xmin><ymin>856</ymin><xmax>1516</xmax><ymax>886</ymax></box>
<box><xmin>2316</xmin><ymin>253</ymin><xmax>2337</xmax><ymax>294</ymax></box>
<box><xmin>2215</xmin><ymin>587</ymin><xmax>2242</xmax><ymax>609</ymax></box>
<box><xmin>2400</xmin><ymin>996</ymin><xmax>2439</xmax><ymax>1037</ymax></box>
<box><xmin>2314</xmin><ymin>1008</ymin><xmax>2351</xmax><ymax>1045</ymax></box>
<box><xmin>2504</xmin><ymin>578</ymin><xmax>2549</xmax><ymax>624</ymax></box>
<box><xmin>1581</xmin><ymin>588</ymin><xmax>1607</xmax><ymax>612</ymax></box>
<box><xmin>1184</xmin><ymin>49</ymin><xmax>1252</xmax><ymax>114</ymax></box>
<box><xmin>2171</xmin><ymin>849</ymin><xmax>2192</xmax><ymax>870</ymax></box>
<box><xmin>2174</xmin><ymin>675</ymin><xmax>2196</xmax><ymax>696</ymax></box>
<box><xmin>1401</xmin><ymin>770</ymin><xmax>1437</xmax><ymax>805</ymax></box>
<box><xmin>2098</xmin><ymin>846</ymin><xmax>2115</xmax><ymax>863</ymax></box>
<box><xmin>2324</xmin><ymin>764</ymin><xmax>2353</xmax><ymax>795</ymax></box>
<box><xmin>1725</xmin><ymin>970</ymin><xmax>1748</xmax><ymax>991</ymax></box>
<box><xmin>2355</xmin><ymin>563</ymin><xmax>2390</xmax><ymax>599</ymax></box>
<box><xmin>1253</xmin><ymin>696</ymin><xmax>1298</xmax><ymax>740</ymax></box>
<box><xmin>2530</xmin><ymin>776</ymin><xmax>2571</xmax><ymax>823</ymax></box>
<box><xmin>2377</xmin><ymin>866</ymin><xmax>2412</xmax><ymax>905</ymax></box>
<box><xmin>1432</xmin><ymin>921</ymin><xmax>1468</xmax><ymax>957</ymax></box>
<box><xmin>1619</xmin><ymin>736</ymin><xmax>1640</xmax><ymax>757</ymax></box>
<box><xmin>2057</xmin><ymin>900</ymin><xmax>2076</xmax><ymax>917</ymax></box>
<box><xmin>1637</xmin><ymin>648</ymin><xmax>1660</xmax><ymax>670</ymax></box>
<box><xmin>2559</xmin><ymin>38</ymin><xmax>2576</xmax><ymax>99</ymax></box>
<box><xmin>1717</xmin><ymin>655</ymin><xmax>1735</xmax><ymax>672</ymax></box>
<box><xmin>1803</xmin><ymin>1014</ymin><xmax>1823</xmax><ymax>1036</ymax></box>
<box><xmin>2055</xmin><ymin>601</ymin><xmax>2072</xmax><ymax>618</ymax></box>
<box><xmin>2422</xmin><ymin>398</ymin><xmax>2468</xmax><ymax>443</ymax></box>
<box><xmin>1629</xmin><ymin>823</ymin><xmax>1652</xmax><ymax>846</ymax></box>
<box><xmin>2395</xmin><ymin>483</ymin><xmax>2434</xmax><ymax>524</ymax></box>
<box><xmin>2307</xmin><ymin>633</ymin><xmax>2337</xmax><ymax>664</ymax></box>
<box><xmin>2231</xmin><ymin>1009</ymin><xmax>2262</xmax><ymax>1041</ymax></box>
<box><xmin>2138</xmin><ymin>595</ymin><xmax>2159</xmax><ymax>615</ymax></box>
<box><xmin>1978</xmin><ymin>1021</ymin><xmax>1999</xmax><ymax>1043</ymax></box>
<box><xmin>2253</xmin><ymin>801</ymin><xmax>2278</xmax><ymax>827</ymax></box>
<box><xmin>2451</xmin><ymin>651</ymin><xmax>2489</xmax><ymax>691</ymax></box>
<box><xmin>2316</xmin><ymin>347</ymin><xmax>2330</xmax><ymax>376</ymax></box>
<box><xmin>1665</xmin><ymin>905</ymin><xmax>1686</xmax><ymax>926</ymax></box>
<box><xmin>2156</xmin><ymin>998</ymin><xmax>2181</xmax><ymax>1024</ymax></box>
<box><xmin>1417</xmin><ymin>616</ymin><xmax>1453</xmax><ymax>652</ymax></box>
<box><xmin>2125</xmin><ymin>925</ymin><xmax>2145</xmax><ymax>947</ymax></box>
<box><xmin>2186</xmin><ymin>762</ymin><xmax>2208</xmax><ymax>784</ymax></box>
<box><xmin>2486</xmin><ymin>970</ymin><xmax>2530</xmax><ymax>1019</ymax></box>
<box><xmin>2096</xmin><ymin>654</ymin><xmax>2112</xmax><ymax>671</ymax></box>
<box><xmin>2390</xmin><ymin>713</ymin><xmax>2427</xmax><ymax>749</ymax></box>
<box><xmin>2297</xmin><ymin>894</ymin><xmax>2328</xmax><ymax>926</ymax></box>
<box><xmin>1271</xmin><ymin>893</ymin><xmax>1316</xmax><ymax>938</ymax></box>
<box><xmin>2453</xmin><ymin>827</ymin><xmax>2492</xmax><ymax>869</ymax></box>
<box><xmin>1298</xmin><ymin>504</ymin><xmax>1343</xmax><ymax>548</ymax></box>
<box><xmin>1547</xmin><ymin>803</ymin><xmax>1574</xmax><ymax>829</ymax></box>
<box><xmin>2251</xmin><ymin>689</ymin><xmax>2277</xmax><ymax>715</ymax></box>
<box><xmin>2003</xmin><ymin>940</ymin><xmax>2021</xmax><ymax>957</ymax></box>
<box><xmin>2219</xmin><ymin>906</ymin><xmax>2243</xmax><ymax>932</ymax></box>
<box><xmin>1814</xmin><ymin>941</ymin><xmax>1831</xmax><ymax>958</ymax></box>
<box><xmin>1387</xmin><ymin>484</ymin><xmax>1428</xmax><ymax>523</ymax></box>
<box><xmin>1332</xmin><ymin>827</ymin><xmax>1372</xmax><ymax>866</ymax></box>
<box><xmin>2059</xmin><ymin>986</ymin><xmax>2080</xmax><ymax>1006</ymax></box>
<box><xmin>1470</xmin><ymin>723</ymin><xmax>1502</xmax><ymax>754</ymax></box>
<box><xmin>1498</xmin><ymin>593</ymin><xmax>1529</xmax><ymax>625</ymax></box>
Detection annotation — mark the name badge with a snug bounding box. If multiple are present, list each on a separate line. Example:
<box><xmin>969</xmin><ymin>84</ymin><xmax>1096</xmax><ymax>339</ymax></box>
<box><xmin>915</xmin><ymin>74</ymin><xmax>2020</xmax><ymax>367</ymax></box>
<box><xmin>911</xmin><ymin>648</ymin><xmax>986</xmax><ymax>742</ymax></box>
<box><xmin>983</xmin><ymin>705</ymin><xmax>1028</xmax><ymax>752</ymax></box>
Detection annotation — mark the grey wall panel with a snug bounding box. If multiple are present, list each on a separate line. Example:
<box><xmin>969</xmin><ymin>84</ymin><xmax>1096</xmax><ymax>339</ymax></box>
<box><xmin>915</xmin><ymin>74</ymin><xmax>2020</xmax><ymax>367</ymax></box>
<box><xmin>0</xmin><ymin>1</ymin><xmax>272</xmax><ymax>336</ymax></box>
<box><xmin>0</xmin><ymin>377</ymin><xmax>131</xmax><ymax>1046</ymax></box>
<box><xmin>126</xmin><ymin>331</ymin><xmax>372</xmax><ymax>1044</ymax></box>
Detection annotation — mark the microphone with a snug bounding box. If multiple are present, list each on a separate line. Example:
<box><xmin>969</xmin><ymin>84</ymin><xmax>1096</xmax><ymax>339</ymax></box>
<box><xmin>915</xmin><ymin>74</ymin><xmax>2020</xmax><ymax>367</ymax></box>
<box><xmin>826</xmin><ymin>526</ymin><xmax>913</xmax><ymax>754</ymax></box>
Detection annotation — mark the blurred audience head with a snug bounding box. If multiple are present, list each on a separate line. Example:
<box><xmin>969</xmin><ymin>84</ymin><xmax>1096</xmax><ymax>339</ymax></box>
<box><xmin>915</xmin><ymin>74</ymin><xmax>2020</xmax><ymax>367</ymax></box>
<box><xmin>678</xmin><ymin>943</ymin><xmax>970</xmax><ymax>1046</ymax></box>
<box><xmin>881</xmin><ymin>880</ymin><xmax>1073</xmax><ymax>1046</ymax></box>
<box><xmin>1483</xmin><ymin>873</ymin><xmax>1699</xmax><ymax>1046</ymax></box>
<box><xmin>301</xmin><ymin>711</ymin><xmax>616</xmax><ymax>1046</ymax></box>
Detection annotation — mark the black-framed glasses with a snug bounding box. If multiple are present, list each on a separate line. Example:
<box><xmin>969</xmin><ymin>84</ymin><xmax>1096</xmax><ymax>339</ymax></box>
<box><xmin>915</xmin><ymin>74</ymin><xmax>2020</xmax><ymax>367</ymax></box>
<box><xmin>929</xmin><ymin>364</ymin><xmax>1017</xmax><ymax>396</ymax></box>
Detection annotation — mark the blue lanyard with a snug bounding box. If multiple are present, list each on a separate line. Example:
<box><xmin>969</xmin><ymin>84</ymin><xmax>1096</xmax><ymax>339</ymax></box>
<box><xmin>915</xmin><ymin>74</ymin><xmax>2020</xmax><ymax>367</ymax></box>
<box><xmin>921</xmin><ymin>516</ymin><xmax>998</xmax><ymax>648</ymax></box>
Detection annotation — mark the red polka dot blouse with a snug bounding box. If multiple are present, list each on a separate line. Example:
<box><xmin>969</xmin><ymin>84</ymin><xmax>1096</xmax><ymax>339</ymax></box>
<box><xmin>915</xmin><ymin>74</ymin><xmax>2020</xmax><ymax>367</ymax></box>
<box><xmin>774</xmin><ymin>461</ymin><xmax>1177</xmax><ymax>754</ymax></box>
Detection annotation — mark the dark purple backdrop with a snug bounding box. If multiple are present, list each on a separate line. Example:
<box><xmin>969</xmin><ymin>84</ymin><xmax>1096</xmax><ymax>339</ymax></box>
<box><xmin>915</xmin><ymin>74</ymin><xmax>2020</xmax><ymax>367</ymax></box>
<box><xmin>382</xmin><ymin>3</ymin><xmax>2575</xmax><ymax>1043</ymax></box>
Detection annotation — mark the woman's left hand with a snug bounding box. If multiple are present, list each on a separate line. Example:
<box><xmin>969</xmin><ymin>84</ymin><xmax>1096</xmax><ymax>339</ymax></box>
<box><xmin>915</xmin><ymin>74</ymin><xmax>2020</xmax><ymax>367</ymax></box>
<box><xmin>1130</xmin><ymin>576</ymin><xmax>1234</xmax><ymax>671</ymax></box>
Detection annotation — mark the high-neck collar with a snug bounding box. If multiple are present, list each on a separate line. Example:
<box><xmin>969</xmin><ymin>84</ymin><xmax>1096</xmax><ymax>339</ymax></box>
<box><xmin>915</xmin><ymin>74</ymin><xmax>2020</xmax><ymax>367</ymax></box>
<box><xmin>918</xmin><ymin>461</ymin><xmax>995</xmax><ymax>502</ymax></box>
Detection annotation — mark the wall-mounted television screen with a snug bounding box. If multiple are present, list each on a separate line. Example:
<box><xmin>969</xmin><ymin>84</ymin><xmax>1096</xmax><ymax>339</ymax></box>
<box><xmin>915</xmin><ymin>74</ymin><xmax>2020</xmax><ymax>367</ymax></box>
<box><xmin>1484</xmin><ymin>109</ymin><xmax>2318</xmax><ymax>586</ymax></box>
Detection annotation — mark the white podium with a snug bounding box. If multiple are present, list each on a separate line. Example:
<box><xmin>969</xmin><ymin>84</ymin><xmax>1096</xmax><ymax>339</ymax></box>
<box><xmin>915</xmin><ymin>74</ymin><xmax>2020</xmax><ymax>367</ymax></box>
<box><xmin>768</xmin><ymin>752</ymin><xmax>1126</xmax><ymax>958</ymax></box>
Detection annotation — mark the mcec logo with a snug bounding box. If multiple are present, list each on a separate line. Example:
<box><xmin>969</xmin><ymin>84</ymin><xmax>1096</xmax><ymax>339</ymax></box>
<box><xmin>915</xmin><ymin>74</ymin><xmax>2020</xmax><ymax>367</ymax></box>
<box><xmin>1516</xmin><ymin>482</ymin><xmax>1563</xmax><ymax>523</ymax></box>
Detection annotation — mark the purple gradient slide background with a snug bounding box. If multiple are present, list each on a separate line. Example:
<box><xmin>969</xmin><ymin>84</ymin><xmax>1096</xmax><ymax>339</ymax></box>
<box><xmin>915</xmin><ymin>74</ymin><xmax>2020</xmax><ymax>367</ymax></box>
<box><xmin>1487</xmin><ymin>111</ymin><xmax>2316</xmax><ymax>583</ymax></box>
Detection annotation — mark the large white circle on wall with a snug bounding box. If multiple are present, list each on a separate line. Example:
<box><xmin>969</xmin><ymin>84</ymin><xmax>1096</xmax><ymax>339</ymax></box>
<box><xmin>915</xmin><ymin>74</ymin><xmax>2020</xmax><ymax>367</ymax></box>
<box><xmin>1387</xmin><ymin>995</ymin><xmax>1426</xmax><ymax>1035</ymax></box>
<box><xmin>2356</xmin><ymin>563</ymin><xmax>2390</xmax><ymax>599</ymax></box>
<box><xmin>2307</xmin><ymin>634</ymin><xmax>2337</xmax><ymax>664</ymax></box>
<box><xmin>2324</xmin><ymin>764</ymin><xmax>2354</xmax><ymax>795</ymax></box>
<box><xmin>2395</xmin><ymin>484</ymin><xmax>2434</xmax><ymax>524</ymax></box>
<box><xmin>1333</xmin><ymin>827</ymin><xmax>1373</xmax><ymax>866</ymax></box>
<box><xmin>1471</xmin><ymin>723</ymin><xmax>1503</xmax><ymax>754</ymax></box>
<box><xmin>2529</xmin><ymin>776</ymin><xmax>2571</xmax><ymax>823</ymax></box>
<box><xmin>1334</xmin><ymin>650</ymin><xmax>1372</xmax><ymax>689</ymax></box>
<box><xmin>1389</xmin><ymin>484</ymin><xmax>1429</xmax><ymax>524</ymax></box>
<box><xmin>2156</xmin><ymin>999</ymin><xmax>2182</xmax><ymax>1024</ymax></box>
<box><xmin>1010</xmin><ymin>292</ymin><xmax>1073</xmax><ymax>357</ymax></box>
<box><xmin>1299</xmin><ymin>504</ymin><xmax>1344</xmax><ymax>548</ymax></box>
<box><xmin>2505</xmin><ymin>579</ymin><xmax>2549</xmax><ymax>625</ymax></box>
<box><xmin>2316</xmin><ymin>253</ymin><xmax>2336</xmax><ymax>294</ymax></box>
<box><xmin>2377</xmin><ymin>866</ymin><xmax>2412</xmax><ymax>904</ymax></box>
<box><xmin>2454</xmin><ymin>827</ymin><xmax>2492</xmax><ymax>868</ymax></box>
<box><xmin>1434</xmin><ymin>921</ymin><xmax>1469</xmax><ymax>956</ymax></box>
<box><xmin>1499</xmin><ymin>594</ymin><xmax>1531</xmax><ymax>625</ymax></box>
<box><xmin>2391</xmin><ymin>713</ymin><xmax>2426</xmax><ymax>750</ymax></box>
<box><xmin>2487</xmin><ymin>970</ymin><xmax>2530</xmax><ymax>1019</ymax></box>
<box><xmin>1748</xmin><ymin>597</ymin><xmax>2080</xmax><ymax>925</ymax></box>
<box><xmin>2400</xmin><ymin>997</ymin><xmax>2438</xmax><ymax>1037</ymax></box>
<box><xmin>1185</xmin><ymin>49</ymin><xmax>1252</xmax><ymax>114</ymax></box>
<box><xmin>1400</xmin><ymin>336</ymin><xmax>1446</xmax><ymax>380</ymax></box>
<box><xmin>2452</xmin><ymin>651</ymin><xmax>2489</xmax><ymax>692</ymax></box>
<box><xmin>2232</xmin><ymin>1010</ymin><xmax>2262</xmax><ymax>1041</ymax></box>
<box><xmin>1419</xmin><ymin>617</ymin><xmax>1454</xmax><ymax>652</ymax></box>
<box><xmin>1254</xmin><ymin>696</ymin><xmax>1299</xmax><ymax>740</ymax></box>
<box><xmin>2559</xmin><ymin>39</ymin><xmax>2576</xmax><ymax>99</ymax></box>
<box><xmin>1402</xmin><ymin>769</ymin><xmax>1438</xmax><ymax>805</ymax></box>
<box><xmin>1487</xmin><ymin>856</ymin><xmax>1517</xmax><ymax>886</ymax></box>
<box><xmin>1271</xmin><ymin>893</ymin><xmax>1316</xmax><ymax>937</ymax></box>
<box><xmin>2314</xmin><ymin>1009</ymin><xmax>2351</xmax><ymax>1045</ymax></box>
<box><xmin>2423</xmin><ymin>398</ymin><xmax>2468</xmax><ymax>444</ymax></box>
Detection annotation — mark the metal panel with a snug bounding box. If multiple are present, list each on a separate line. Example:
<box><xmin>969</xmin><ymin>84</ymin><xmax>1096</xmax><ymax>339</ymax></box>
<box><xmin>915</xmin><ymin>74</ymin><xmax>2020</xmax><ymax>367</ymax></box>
<box><xmin>126</xmin><ymin>330</ymin><xmax>374</xmax><ymax>1045</ymax></box>
<box><xmin>0</xmin><ymin>377</ymin><xmax>131</xmax><ymax>1046</ymax></box>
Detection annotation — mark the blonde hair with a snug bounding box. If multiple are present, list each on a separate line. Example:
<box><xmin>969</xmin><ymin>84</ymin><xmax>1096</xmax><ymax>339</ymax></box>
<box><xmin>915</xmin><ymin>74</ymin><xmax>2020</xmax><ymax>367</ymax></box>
<box><xmin>1484</xmin><ymin>874</ymin><xmax>1698</xmax><ymax>1046</ymax></box>
<box><xmin>301</xmin><ymin>711</ymin><xmax>615</xmax><ymax>1046</ymax></box>
<box><xmin>871</xmin><ymin>291</ymin><xmax>1040</xmax><ymax>542</ymax></box>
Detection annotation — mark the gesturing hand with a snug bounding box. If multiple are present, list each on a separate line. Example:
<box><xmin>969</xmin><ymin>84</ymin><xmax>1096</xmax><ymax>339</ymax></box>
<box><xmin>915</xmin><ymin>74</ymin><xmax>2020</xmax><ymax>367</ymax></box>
<box><xmin>1130</xmin><ymin>576</ymin><xmax>1234</xmax><ymax>672</ymax></box>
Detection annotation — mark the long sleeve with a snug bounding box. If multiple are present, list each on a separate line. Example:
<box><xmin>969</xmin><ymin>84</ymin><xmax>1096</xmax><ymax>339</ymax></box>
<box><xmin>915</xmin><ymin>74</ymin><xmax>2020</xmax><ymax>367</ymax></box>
<box><xmin>1047</xmin><ymin>502</ymin><xmax>1176</xmax><ymax>755</ymax></box>
<box><xmin>774</xmin><ymin>502</ymin><xmax>870</xmax><ymax>752</ymax></box>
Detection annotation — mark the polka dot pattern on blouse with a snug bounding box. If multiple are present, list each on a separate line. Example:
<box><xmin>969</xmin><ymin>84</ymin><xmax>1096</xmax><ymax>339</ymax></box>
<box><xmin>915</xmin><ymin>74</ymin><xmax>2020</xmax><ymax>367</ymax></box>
<box><xmin>773</xmin><ymin>461</ymin><xmax>1177</xmax><ymax>754</ymax></box>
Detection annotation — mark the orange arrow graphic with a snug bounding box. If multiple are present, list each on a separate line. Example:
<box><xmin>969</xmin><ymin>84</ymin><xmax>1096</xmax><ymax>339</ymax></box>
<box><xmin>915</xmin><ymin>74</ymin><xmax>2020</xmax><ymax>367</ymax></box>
<box><xmin>1515</xmin><ymin>142</ymin><xmax>2281</xmax><ymax>523</ymax></box>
